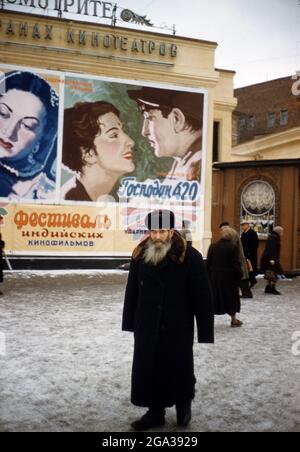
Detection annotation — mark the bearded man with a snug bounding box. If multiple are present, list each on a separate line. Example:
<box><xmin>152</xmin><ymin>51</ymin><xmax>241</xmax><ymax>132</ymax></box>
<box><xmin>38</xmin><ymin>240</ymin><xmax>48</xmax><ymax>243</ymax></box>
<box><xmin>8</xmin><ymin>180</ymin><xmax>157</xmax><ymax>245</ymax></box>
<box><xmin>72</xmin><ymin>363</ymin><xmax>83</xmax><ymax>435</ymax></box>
<box><xmin>122</xmin><ymin>210</ymin><xmax>214</xmax><ymax>431</ymax></box>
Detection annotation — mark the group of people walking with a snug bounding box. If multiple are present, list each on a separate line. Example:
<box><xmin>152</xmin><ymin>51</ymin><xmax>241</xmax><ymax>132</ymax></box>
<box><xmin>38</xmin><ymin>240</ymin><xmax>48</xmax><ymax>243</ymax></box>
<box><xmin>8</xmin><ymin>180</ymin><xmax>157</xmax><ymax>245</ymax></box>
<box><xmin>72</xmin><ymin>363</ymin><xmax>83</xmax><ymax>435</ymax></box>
<box><xmin>122</xmin><ymin>210</ymin><xmax>284</xmax><ymax>431</ymax></box>
<box><xmin>206</xmin><ymin>221</ymin><xmax>284</xmax><ymax>328</ymax></box>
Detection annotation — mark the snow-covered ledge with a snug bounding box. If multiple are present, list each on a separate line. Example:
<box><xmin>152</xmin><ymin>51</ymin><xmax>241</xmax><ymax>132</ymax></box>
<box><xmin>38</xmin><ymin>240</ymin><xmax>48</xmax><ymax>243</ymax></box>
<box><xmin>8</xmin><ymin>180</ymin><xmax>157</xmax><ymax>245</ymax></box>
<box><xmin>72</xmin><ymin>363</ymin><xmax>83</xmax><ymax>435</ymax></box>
<box><xmin>231</xmin><ymin>126</ymin><xmax>300</xmax><ymax>161</ymax></box>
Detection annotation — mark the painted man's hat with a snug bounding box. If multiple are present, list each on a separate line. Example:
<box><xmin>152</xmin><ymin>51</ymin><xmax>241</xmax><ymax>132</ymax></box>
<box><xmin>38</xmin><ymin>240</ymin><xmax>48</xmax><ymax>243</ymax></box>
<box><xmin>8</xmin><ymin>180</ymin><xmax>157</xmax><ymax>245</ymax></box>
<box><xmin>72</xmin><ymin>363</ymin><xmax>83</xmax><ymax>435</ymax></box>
<box><xmin>128</xmin><ymin>86</ymin><xmax>203</xmax><ymax>123</ymax></box>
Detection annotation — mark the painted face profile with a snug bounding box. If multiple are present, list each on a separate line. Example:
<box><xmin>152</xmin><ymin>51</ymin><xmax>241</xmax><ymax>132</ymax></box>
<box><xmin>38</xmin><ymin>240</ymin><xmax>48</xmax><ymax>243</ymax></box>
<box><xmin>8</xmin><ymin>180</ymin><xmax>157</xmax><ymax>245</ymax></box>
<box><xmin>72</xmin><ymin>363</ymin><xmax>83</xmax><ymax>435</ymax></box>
<box><xmin>63</xmin><ymin>100</ymin><xmax>135</xmax><ymax>202</ymax></box>
<box><xmin>92</xmin><ymin>111</ymin><xmax>135</xmax><ymax>174</ymax></box>
<box><xmin>0</xmin><ymin>89</ymin><xmax>47</xmax><ymax>160</ymax></box>
<box><xmin>127</xmin><ymin>87</ymin><xmax>203</xmax><ymax>165</ymax></box>
<box><xmin>141</xmin><ymin>108</ymin><xmax>177</xmax><ymax>158</ymax></box>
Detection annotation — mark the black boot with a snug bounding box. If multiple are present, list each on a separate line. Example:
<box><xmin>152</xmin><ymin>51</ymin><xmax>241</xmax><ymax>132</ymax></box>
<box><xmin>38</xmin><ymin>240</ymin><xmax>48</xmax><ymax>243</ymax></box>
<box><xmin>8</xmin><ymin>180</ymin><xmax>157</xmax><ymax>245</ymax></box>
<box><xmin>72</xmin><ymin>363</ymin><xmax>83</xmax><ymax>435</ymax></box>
<box><xmin>250</xmin><ymin>277</ymin><xmax>258</xmax><ymax>289</ymax></box>
<box><xmin>176</xmin><ymin>401</ymin><xmax>192</xmax><ymax>427</ymax></box>
<box><xmin>131</xmin><ymin>408</ymin><xmax>165</xmax><ymax>431</ymax></box>
<box><xmin>269</xmin><ymin>286</ymin><xmax>281</xmax><ymax>296</ymax></box>
<box><xmin>241</xmin><ymin>290</ymin><xmax>253</xmax><ymax>299</ymax></box>
<box><xmin>265</xmin><ymin>285</ymin><xmax>272</xmax><ymax>294</ymax></box>
<box><xmin>240</xmin><ymin>280</ymin><xmax>253</xmax><ymax>299</ymax></box>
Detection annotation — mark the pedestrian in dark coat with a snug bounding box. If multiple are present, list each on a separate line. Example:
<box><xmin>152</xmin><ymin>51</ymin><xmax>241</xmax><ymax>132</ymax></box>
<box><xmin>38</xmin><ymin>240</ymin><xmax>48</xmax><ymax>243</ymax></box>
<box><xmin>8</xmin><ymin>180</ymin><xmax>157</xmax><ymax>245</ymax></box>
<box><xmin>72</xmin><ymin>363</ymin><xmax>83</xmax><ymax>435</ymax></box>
<box><xmin>241</xmin><ymin>221</ymin><xmax>259</xmax><ymax>288</ymax></box>
<box><xmin>122</xmin><ymin>210</ymin><xmax>214</xmax><ymax>431</ymax></box>
<box><xmin>219</xmin><ymin>223</ymin><xmax>253</xmax><ymax>299</ymax></box>
<box><xmin>180</xmin><ymin>220</ymin><xmax>193</xmax><ymax>247</ymax></box>
<box><xmin>0</xmin><ymin>233</ymin><xmax>5</xmax><ymax>296</ymax></box>
<box><xmin>261</xmin><ymin>226</ymin><xmax>284</xmax><ymax>295</ymax></box>
<box><xmin>207</xmin><ymin>227</ymin><xmax>243</xmax><ymax>327</ymax></box>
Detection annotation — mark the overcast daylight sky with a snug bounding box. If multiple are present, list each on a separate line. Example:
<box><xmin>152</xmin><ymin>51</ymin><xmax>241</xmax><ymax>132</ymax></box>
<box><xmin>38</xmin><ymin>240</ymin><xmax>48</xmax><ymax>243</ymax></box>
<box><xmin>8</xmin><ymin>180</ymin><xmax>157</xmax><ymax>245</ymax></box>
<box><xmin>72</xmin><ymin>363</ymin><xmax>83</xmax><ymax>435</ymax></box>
<box><xmin>119</xmin><ymin>0</ymin><xmax>300</xmax><ymax>88</ymax></box>
<box><xmin>4</xmin><ymin>0</ymin><xmax>300</xmax><ymax>87</ymax></box>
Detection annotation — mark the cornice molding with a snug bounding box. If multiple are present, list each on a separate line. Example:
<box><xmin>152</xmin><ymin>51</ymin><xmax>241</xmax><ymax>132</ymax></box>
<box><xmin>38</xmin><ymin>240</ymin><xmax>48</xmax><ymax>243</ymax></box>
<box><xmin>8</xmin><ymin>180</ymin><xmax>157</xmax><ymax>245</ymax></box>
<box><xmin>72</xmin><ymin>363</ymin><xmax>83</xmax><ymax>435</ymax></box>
<box><xmin>232</xmin><ymin>126</ymin><xmax>300</xmax><ymax>156</ymax></box>
<box><xmin>214</xmin><ymin>97</ymin><xmax>238</xmax><ymax>112</ymax></box>
<box><xmin>0</xmin><ymin>43</ymin><xmax>220</xmax><ymax>88</ymax></box>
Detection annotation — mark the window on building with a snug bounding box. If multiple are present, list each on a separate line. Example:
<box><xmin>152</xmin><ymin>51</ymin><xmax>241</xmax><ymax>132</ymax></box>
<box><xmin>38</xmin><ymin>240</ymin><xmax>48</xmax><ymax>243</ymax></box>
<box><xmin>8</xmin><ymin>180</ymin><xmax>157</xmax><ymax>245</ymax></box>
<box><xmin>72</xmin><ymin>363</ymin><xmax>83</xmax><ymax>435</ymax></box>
<box><xmin>213</xmin><ymin>121</ymin><xmax>220</xmax><ymax>162</ymax></box>
<box><xmin>280</xmin><ymin>109</ymin><xmax>288</xmax><ymax>126</ymax></box>
<box><xmin>239</xmin><ymin>116</ymin><xmax>246</xmax><ymax>130</ymax></box>
<box><xmin>268</xmin><ymin>112</ymin><xmax>276</xmax><ymax>128</ymax></box>
<box><xmin>248</xmin><ymin>115</ymin><xmax>255</xmax><ymax>129</ymax></box>
<box><xmin>241</xmin><ymin>180</ymin><xmax>276</xmax><ymax>238</ymax></box>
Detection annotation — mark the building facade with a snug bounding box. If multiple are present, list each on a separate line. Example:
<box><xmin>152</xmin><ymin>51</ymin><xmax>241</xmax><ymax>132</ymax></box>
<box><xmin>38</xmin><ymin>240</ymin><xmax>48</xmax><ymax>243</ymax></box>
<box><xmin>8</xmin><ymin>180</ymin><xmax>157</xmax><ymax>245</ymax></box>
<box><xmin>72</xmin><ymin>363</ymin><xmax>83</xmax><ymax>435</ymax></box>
<box><xmin>0</xmin><ymin>8</ymin><xmax>236</xmax><ymax>268</ymax></box>
<box><xmin>212</xmin><ymin>77</ymin><xmax>300</xmax><ymax>273</ymax></box>
<box><xmin>234</xmin><ymin>77</ymin><xmax>300</xmax><ymax>145</ymax></box>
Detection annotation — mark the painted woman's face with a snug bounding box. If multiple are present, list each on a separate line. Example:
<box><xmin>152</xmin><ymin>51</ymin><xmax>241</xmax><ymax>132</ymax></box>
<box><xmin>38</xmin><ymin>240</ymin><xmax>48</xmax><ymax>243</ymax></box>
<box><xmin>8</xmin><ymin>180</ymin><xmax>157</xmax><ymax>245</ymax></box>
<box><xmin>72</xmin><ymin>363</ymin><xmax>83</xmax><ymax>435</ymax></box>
<box><xmin>93</xmin><ymin>112</ymin><xmax>135</xmax><ymax>174</ymax></box>
<box><xmin>0</xmin><ymin>89</ymin><xmax>46</xmax><ymax>160</ymax></box>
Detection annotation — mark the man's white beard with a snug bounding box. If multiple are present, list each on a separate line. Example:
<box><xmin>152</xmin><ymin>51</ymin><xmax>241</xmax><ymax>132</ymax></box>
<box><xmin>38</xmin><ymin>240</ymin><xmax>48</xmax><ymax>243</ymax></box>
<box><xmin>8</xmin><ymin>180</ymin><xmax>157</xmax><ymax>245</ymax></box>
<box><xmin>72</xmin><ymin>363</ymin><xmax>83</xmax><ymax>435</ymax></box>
<box><xmin>144</xmin><ymin>239</ymin><xmax>172</xmax><ymax>266</ymax></box>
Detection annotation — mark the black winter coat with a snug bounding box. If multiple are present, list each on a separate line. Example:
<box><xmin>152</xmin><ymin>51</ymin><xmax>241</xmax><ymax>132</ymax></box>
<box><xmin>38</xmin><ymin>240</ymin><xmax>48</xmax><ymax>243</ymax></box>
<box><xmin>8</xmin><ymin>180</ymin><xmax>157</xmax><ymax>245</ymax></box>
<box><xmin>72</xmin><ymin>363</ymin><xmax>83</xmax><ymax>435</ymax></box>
<box><xmin>0</xmin><ymin>239</ymin><xmax>5</xmax><ymax>283</ymax></box>
<box><xmin>241</xmin><ymin>228</ymin><xmax>259</xmax><ymax>272</ymax></box>
<box><xmin>122</xmin><ymin>232</ymin><xmax>214</xmax><ymax>408</ymax></box>
<box><xmin>207</xmin><ymin>239</ymin><xmax>242</xmax><ymax>316</ymax></box>
<box><xmin>261</xmin><ymin>231</ymin><xmax>283</xmax><ymax>275</ymax></box>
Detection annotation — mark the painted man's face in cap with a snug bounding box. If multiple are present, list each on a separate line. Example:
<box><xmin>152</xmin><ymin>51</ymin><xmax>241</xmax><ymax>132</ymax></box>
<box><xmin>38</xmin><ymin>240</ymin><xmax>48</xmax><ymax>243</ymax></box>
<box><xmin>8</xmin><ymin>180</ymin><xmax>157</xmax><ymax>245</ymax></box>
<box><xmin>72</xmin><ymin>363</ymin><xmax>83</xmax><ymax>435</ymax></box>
<box><xmin>141</xmin><ymin>107</ymin><xmax>183</xmax><ymax>159</ymax></box>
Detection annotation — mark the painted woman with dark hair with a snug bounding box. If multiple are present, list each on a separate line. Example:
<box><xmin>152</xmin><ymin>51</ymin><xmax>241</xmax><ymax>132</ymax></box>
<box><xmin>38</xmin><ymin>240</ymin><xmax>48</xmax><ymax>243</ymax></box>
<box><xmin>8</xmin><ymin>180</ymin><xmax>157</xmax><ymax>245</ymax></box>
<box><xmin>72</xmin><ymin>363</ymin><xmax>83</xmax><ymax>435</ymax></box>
<box><xmin>0</xmin><ymin>71</ymin><xmax>59</xmax><ymax>199</ymax></box>
<box><xmin>62</xmin><ymin>101</ymin><xmax>135</xmax><ymax>202</ymax></box>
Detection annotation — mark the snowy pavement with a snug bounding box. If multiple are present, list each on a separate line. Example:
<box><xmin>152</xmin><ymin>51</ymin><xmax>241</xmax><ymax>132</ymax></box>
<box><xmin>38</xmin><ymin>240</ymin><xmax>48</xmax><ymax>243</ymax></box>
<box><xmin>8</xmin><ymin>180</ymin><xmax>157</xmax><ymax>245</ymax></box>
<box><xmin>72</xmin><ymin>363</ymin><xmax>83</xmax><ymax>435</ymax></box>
<box><xmin>0</xmin><ymin>271</ymin><xmax>300</xmax><ymax>432</ymax></box>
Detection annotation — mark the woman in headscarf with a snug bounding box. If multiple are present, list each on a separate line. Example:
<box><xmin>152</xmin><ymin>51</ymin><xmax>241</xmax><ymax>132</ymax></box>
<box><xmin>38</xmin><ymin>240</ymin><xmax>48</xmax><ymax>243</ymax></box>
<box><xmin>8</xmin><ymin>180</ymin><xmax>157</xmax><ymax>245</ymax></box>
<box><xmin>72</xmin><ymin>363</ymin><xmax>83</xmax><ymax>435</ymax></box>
<box><xmin>207</xmin><ymin>227</ymin><xmax>243</xmax><ymax>327</ymax></box>
<box><xmin>0</xmin><ymin>71</ymin><xmax>59</xmax><ymax>199</ymax></box>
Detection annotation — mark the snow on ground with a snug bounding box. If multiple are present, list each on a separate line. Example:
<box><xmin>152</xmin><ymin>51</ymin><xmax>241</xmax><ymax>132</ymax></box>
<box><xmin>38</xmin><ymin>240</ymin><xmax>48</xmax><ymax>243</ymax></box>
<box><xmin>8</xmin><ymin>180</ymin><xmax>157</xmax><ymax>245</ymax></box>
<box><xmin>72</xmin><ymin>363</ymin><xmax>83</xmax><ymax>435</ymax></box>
<box><xmin>0</xmin><ymin>272</ymin><xmax>299</xmax><ymax>432</ymax></box>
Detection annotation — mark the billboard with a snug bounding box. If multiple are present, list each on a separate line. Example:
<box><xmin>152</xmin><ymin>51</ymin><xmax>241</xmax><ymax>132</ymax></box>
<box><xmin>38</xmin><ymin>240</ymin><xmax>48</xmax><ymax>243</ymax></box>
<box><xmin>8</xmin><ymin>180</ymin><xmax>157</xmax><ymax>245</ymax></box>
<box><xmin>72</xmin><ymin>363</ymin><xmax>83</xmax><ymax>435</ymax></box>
<box><xmin>0</xmin><ymin>64</ymin><xmax>208</xmax><ymax>256</ymax></box>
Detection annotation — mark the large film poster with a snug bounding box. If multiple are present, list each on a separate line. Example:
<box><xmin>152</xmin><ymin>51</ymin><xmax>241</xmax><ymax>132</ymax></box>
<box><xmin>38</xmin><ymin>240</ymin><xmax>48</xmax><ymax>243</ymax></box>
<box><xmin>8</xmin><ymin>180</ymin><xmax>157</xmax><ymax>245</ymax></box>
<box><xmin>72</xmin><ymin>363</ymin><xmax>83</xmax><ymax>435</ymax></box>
<box><xmin>0</xmin><ymin>67</ymin><xmax>60</xmax><ymax>201</ymax></box>
<box><xmin>0</xmin><ymin>64</ymin><xmax>207</xmax><ymax>256</ymax></box>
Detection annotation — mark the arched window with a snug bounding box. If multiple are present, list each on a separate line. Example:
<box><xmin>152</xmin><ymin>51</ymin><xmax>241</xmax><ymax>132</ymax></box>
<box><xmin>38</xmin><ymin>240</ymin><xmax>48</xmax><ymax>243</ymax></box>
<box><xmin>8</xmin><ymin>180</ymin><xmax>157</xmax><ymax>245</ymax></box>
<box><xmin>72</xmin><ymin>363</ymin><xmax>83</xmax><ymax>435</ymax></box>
<box><xmin>241</xmin><ymin>180</ymin><xmax>276</xmax><ymax>238</ymax></box>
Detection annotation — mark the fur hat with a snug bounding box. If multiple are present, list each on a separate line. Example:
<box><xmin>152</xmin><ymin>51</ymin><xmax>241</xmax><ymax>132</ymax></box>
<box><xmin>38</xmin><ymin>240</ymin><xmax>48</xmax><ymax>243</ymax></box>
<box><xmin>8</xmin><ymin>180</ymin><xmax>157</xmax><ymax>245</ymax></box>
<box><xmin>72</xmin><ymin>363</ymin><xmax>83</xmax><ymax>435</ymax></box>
<box><xmin>145</xmin><ymin>210</ymin><xmax>175</xmax><ymax>231</ymax></box>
